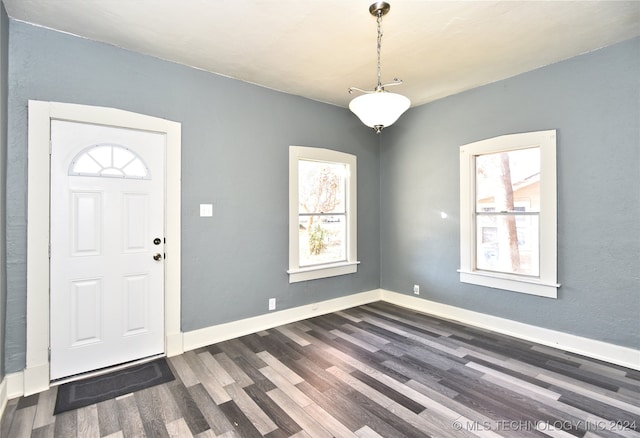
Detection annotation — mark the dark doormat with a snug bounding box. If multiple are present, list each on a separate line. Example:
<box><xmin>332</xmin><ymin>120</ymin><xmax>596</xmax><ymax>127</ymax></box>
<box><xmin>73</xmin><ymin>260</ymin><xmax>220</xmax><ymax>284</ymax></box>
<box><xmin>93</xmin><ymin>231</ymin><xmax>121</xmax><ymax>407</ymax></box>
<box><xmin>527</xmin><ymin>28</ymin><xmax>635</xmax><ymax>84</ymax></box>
<box><xmin>53</xmin><ymin>358</ymin><xmax>174</xmax><ymax>415</ymax></box>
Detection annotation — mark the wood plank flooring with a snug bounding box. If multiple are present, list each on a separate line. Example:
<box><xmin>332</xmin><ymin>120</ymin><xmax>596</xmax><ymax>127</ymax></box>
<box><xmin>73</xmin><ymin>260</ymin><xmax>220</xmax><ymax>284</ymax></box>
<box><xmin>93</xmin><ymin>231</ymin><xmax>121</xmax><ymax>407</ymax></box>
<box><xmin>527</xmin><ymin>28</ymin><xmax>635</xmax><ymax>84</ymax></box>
<box><xmin>2</xmin><ymin>302</ymin><xmax>639</xmax><ymax>437</ymax></box>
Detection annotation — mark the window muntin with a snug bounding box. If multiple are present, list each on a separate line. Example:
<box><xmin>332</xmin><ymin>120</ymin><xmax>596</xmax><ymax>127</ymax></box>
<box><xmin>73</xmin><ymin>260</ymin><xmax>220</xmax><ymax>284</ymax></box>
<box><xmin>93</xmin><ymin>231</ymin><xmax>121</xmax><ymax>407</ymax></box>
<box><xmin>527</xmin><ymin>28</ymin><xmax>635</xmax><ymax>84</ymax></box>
<box><xmin>288</xmin><ymin>146</ymin><xmax>358</xmax><ymax>283</ymax></box>
<box><xmin>69</xmin><ymin>144</ymin><xmax>151</xmax><ymax>179</ymax></box>
<box><xmin>459</xmin><ymin>130</ymin><xmax>558</xmax><ymax>298</ymax></box>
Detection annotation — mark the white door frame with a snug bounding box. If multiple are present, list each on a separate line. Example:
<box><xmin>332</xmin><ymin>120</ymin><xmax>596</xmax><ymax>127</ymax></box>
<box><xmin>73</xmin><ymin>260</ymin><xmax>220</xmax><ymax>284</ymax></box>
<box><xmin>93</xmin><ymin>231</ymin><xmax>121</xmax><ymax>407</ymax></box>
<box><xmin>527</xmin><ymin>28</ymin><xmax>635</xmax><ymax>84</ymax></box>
<box><xmin>25</xmin><ymin>101</ymin><xmax>183</xmax><ymax>396</ymax></box>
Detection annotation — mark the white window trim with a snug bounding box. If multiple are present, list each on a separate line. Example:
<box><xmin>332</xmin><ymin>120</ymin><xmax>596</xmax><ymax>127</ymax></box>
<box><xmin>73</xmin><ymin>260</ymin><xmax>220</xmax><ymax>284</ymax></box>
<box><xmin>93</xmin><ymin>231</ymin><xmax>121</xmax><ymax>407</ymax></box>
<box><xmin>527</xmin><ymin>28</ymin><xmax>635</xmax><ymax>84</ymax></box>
<box><xmin>459</xmin><ymin>130</ymin><xmax>559</xmax><ymax>298</ymax></box>
<box><xmin>288</xmin><ymin>146</ymin><xmax>359</xmax><ymax>283</ymax></box>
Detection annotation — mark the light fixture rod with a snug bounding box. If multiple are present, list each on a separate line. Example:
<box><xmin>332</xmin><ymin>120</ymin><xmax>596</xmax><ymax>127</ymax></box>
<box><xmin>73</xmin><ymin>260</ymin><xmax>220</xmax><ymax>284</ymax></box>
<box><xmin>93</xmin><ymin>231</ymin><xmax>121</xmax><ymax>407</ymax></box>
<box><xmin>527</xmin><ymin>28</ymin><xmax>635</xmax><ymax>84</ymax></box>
<box><xmin>371</xmin><ymin>2</ymin><xmax>390</xmax><ymax>90</ymax></box>
<box><xmin>376</xmin><ymin>11</ymin><xmax>383</xmax><ymax>89</ymax></box>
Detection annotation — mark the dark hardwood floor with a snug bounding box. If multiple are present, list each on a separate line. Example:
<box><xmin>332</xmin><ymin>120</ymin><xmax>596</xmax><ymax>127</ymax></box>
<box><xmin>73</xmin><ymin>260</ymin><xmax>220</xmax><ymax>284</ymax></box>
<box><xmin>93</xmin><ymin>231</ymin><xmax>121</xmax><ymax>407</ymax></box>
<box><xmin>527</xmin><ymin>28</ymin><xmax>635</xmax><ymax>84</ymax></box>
<box><xmin>2</xmin><ymin>302</ymin><xmax>639</xmax><ymax>437</ymax></box>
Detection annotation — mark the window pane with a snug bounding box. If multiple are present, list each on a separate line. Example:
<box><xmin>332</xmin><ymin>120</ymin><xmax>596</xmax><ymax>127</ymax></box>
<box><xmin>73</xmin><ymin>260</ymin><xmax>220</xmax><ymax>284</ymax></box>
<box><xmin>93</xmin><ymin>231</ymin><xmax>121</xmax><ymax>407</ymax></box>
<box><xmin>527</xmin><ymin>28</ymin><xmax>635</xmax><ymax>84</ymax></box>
<box><xmin>112</xmin><ymin>147</ymin><xmax>135</xmax><ymax>168</ymax></box>
<box><xmin>299</xmin><ymin>160</ymin><xmax>346</xmax><ymax>214</ymax></box>
<box><xmin>88</xmin><ymin>145</ymin><xmax>112</xmax><ymax>167</ymax></box>
<box><xmin>476</xmin><ymin>147</ymin><xmax>540</xmax><ymax>213</ymax></box>
<box><xmin>101</xmin><ymin>168</ymin><xmax>124</xmax><ymax>176</ymax></box>
<box><xmin>299</xmin><ymin>214</ymin><xmax>346</xmax><ymax>266</ymax></box>
<box><xmin>72</xmin><ymin>153</ymin><xmax>102</xmax><ymax>174</ymax></box>
<box><xmin>476</xmin><ymin>214</ymin><xmax>539</xmax><ymax>276</ymax></box>
<box><xmin>122</xmin><ymin>159</ymin><xmax>148</xmax><ymax>178</ymax></box>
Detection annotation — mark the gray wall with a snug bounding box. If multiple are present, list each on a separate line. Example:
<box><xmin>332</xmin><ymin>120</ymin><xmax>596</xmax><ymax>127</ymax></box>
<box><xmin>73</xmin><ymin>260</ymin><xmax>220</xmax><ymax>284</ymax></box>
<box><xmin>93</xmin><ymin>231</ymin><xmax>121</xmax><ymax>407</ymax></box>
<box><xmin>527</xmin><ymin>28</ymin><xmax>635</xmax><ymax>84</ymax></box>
<box><xmin>4</xmin><ymin>20</ymin><xmax>380</xmax><ymax>373</ymax></box>
<box><xmin>3</xmin><ymin>17</ymin><xmax>638</xmax><ymax>375</ymax></box>
<box><xmin>381</xmin><ymin>37</ymin><xmax>640</xmax><ymax>349</ymax></box>
<box><xmin>0</xmin><ymin>2</ymin><xmax>8</xmax><ymax>380</ymax></box>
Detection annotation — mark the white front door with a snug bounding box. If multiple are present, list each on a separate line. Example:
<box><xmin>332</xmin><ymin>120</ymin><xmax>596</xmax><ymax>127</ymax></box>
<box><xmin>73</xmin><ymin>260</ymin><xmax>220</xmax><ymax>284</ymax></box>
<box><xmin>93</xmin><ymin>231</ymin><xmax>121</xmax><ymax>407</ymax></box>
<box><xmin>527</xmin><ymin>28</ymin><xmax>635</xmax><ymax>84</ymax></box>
<box><xmin>49</xmin><ymin>120</ymin><xmax>166</xmax><ymax>380</ymax></box>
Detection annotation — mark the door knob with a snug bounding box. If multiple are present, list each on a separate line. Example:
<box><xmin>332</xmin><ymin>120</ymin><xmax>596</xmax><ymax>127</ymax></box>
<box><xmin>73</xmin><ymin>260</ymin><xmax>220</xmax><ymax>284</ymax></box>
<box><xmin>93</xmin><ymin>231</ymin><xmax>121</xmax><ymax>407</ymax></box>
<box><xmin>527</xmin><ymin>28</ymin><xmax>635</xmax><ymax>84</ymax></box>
<box><xmin>153</xmin><ymin>253</ymin><xmax>162</xmax><ymax>261</ymax></box>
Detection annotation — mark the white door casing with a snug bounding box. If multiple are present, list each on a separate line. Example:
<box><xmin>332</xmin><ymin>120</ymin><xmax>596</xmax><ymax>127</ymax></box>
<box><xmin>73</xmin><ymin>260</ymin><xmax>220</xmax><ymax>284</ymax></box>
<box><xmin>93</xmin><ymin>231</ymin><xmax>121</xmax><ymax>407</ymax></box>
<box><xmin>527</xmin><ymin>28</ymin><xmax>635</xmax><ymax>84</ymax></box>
<box><xmin>50</xmin><ymin>121</ymin><xmax>165</xmax><ymax>380</ymax></box>
<box><xmin>25</xmin><ymin>101</ymin><xmax>182</xmax><ymax>395</ymax></box>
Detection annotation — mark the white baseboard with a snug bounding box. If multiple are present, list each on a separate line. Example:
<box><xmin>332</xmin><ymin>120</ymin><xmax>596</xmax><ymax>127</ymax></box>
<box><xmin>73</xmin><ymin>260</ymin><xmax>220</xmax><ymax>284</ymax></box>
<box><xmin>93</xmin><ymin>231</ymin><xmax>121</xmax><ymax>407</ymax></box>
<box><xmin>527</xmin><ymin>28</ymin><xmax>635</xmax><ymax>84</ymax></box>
<box><xmin>23</xmin><ymin>362</ymin><xmax>50</xmax><ymax>397</ymax></box>
<box><xmin>381</xmin><ymin>289</ymin><xmax>640</xmax><ymax>371</ymax></box>
<box><xmin>166</xmin><ymin>332</ymin><xmax>184</xmax><ymax>357</ymax></box>
<box><xmin>6</xmin><ymin>371</ymin><xmax>23</xmax><ymax>400</ymax></box>
<box><xmin>0</xmin><ymin>371</ymin><xmax>23</xmax><ymax>421</ymax></box>
<box><xmin>0</xmin><ymin>376</ymin><xmax>6</xmax><ymax>420</ymax></box>
<box><xmin>183</xmin><ymin>289</ymin><xmax>383</xmax><ymax>351</ymax></box>
<box><xmin>6</xmin><ymin>287</ymin><xmax>638</xmax><ymax>401</ymax></box>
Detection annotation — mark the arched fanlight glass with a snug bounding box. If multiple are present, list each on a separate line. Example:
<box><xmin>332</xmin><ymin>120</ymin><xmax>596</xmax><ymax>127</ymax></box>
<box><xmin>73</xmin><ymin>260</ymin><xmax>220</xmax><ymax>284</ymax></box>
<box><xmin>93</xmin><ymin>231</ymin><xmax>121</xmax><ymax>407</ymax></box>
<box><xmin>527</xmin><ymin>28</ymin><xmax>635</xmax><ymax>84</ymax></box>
<box><xmin>69</xmin><ymin>144</ymin><xmax>151</xmax><ymax>179</ymax></box>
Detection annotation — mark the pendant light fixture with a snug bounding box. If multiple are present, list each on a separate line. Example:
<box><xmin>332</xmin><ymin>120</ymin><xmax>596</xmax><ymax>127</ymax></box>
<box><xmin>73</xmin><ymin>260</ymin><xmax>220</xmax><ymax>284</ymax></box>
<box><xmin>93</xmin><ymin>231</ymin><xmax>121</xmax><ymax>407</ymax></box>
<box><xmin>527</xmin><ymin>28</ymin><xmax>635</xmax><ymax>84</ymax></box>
<box><xmin>349</xmin><ymin>1</ymin><xmax>410</xmax><ymax>134</ymax></box>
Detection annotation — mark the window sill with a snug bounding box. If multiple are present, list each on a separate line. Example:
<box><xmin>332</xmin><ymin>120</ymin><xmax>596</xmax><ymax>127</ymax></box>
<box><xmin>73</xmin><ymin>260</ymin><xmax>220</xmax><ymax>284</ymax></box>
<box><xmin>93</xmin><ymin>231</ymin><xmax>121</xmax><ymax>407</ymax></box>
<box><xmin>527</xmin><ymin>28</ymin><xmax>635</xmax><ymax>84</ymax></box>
<box><xmin>458</xmin><ymin>269</ymin><xmax>559</xmax><ymax>298</ymax></box>
<box><xmin>288</xmin><ymin>261</ymin><xmax>360</xmax><ymax>283</ymax></box>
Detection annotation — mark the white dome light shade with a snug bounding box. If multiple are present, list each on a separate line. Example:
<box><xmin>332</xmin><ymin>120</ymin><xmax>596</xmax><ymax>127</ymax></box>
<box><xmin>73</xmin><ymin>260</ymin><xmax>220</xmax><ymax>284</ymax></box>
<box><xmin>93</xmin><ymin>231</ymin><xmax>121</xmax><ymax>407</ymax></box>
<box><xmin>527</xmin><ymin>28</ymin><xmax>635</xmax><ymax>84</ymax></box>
<box><xmin>349</xmin><ymin>91</ymin><xmax>411</xmax><ymax>132</ymax></box>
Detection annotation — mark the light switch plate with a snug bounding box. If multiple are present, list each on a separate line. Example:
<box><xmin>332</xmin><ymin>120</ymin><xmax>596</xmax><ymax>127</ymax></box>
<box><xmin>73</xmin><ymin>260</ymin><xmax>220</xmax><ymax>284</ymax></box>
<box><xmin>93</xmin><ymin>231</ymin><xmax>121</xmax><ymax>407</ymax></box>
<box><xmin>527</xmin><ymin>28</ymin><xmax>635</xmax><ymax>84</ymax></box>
<box><xmin>200</xmin><ymin>204</ymin><xmax>213</xmax><ymax>217</ymax></box>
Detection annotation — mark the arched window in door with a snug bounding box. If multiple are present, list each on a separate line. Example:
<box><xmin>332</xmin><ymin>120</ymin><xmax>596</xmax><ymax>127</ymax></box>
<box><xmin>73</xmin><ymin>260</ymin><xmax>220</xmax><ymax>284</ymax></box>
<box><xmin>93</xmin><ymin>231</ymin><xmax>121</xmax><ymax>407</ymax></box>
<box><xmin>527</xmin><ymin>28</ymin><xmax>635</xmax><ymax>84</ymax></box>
<box><xmin>69</xmin><ymin>143</ymin><xmax>151</xmax><ymax>179</ymax></box>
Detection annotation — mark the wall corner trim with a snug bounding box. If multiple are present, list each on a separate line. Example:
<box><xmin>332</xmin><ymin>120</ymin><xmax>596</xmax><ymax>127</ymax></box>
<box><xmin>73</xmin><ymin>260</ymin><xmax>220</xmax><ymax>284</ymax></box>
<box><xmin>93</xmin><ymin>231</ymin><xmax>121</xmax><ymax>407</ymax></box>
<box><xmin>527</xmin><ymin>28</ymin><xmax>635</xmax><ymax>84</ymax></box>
<box><xmin>380</xmin><ymin>289</ymin><xmax>640</xmax><ymax>371</ymax></box>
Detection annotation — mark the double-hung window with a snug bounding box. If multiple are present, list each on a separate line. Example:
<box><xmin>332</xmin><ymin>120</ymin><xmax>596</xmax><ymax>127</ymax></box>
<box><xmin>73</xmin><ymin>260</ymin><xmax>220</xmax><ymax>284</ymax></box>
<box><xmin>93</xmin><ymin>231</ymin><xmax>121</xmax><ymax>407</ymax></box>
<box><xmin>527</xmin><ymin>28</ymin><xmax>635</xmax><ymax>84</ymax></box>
<box><xmin>459</xmin><ymin>130</ymin><xmax>559</xmax><ymax>298</ymax></box>
<box><xmin>288</xmin><ymin>146</ymin><xmax>358</xmax><ymax>283</ymax></box>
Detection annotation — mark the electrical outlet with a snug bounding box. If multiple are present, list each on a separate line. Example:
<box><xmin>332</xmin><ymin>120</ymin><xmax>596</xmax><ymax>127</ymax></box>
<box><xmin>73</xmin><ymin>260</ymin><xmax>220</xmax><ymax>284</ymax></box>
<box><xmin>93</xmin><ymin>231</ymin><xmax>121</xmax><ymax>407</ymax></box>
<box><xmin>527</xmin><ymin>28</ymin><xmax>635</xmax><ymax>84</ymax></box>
<box><xmin>268</xmin><ymin>298</ymin><xmax>276</xmax><ymax>311</ymax></box>
<box><xmin>199</xmin><ymin>204</ymin><xmax>213</xmax><ymax>217</ymax></box>
<box><xmin>413</xmin><ymin>284</ymin><xmax>420</xmax><ymax>295</ymax></box>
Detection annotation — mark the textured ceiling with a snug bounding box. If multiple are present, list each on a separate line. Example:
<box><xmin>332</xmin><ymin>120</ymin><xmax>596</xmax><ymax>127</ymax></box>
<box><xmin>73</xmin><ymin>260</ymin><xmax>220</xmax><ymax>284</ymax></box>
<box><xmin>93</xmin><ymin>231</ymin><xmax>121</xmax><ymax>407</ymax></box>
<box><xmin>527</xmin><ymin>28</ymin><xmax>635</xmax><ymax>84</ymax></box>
<box><xmin>4</xmin><ymin>0</ymin><xmax>640</xmax><ymax>107</ymax></box>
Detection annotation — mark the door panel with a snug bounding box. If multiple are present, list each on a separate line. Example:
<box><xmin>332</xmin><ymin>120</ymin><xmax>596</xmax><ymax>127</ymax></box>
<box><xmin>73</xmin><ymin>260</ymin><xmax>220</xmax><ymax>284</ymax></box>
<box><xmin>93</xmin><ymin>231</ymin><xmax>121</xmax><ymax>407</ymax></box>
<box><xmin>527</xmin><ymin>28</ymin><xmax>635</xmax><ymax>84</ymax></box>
<box><xmin>70</xmin><ymin>278</ymin><xmax>102</xmax><ymax>346</ymax></box>
<box><xmin>123</xmin><ymin>194</ymin><xmax>149</xmax><ymax>253</ymax></box>
<box><xmin>50</xmin><ymin>120</ymin><xmax>165</xmax><ymax>380</ymax></box>
<box><xmin>123</xmin><ymin>274</ymin><xmax>149</xmax><ymax>335</ymax></box>
<box><xmin>72</xmin><ymin>192</ymin><xmax>102</xmax><ymax>256</ymax></box>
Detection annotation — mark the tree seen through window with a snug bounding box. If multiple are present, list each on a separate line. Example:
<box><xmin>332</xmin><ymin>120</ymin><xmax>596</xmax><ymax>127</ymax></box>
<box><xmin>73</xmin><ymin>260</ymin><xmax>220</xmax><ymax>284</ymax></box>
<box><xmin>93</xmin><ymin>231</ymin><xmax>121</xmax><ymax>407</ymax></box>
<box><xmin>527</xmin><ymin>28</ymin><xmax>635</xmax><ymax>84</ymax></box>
<box><xmin>298</xmin><ymin>160</ymin><xmax>347</xmax><ymax>266</ymax></box>
<box><xmin>475</xmin><ymin>147</ymin><xmax>540</xmax><ymax>276</ymax></box>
